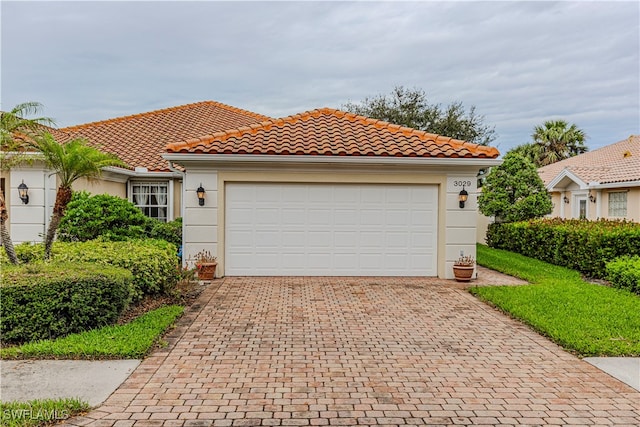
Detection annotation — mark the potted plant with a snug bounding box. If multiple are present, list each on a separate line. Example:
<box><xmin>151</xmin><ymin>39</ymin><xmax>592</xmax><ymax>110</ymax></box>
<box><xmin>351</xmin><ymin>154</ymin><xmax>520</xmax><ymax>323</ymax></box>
<box><xmin>453</xmin><ymin>255</ymin><xmax>475</xmax><ymax>282</ymax></box>
<box><xmin>195</xmin><ymin>250</ymin><xmax>217</xmax><ymax>281</ymax></box>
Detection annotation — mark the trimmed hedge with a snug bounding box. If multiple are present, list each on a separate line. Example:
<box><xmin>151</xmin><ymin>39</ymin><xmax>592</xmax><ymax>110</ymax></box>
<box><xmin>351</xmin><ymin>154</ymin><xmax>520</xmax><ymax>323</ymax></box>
<box><xmin>606</xmin><ymin>256</ymin><xmax>640</xmax><ymax>294</ymax></box>
<box><xmin>1</xmin><ymin>263</ymin><xmax>133</xmax><ymax>344</ymax></box>
<box><xmin>8</xmin><ymin>239</ymin><xmax>179</xmax><ymax>300</ymax></box>
<box><xmin>486</xmin><ymin>218</ymin><xmax>640</xmax><ymax>279</ymax></box>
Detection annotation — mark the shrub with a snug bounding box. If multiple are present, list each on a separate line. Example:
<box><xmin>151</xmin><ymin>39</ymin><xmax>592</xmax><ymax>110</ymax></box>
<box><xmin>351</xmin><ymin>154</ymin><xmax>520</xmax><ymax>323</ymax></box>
<box><xmin>486</xmin><ymin>218</ymin><xmax>640</xmax><ymax>278</ymax></box>
<box><xmin>148</xmin><ymin>217</ymin><xmax>182</xmax><ymax>248</ymax></box>
<box><xmin>606</xmin><ymin>256</ymin><xmax>640</xmax><ymax>294</ymax></box>
<box><xmin>0</xmin><ymin>263</ymin><xmax>133</xmax><ymax>344</ymax></box>
<box><xmin>58</xmin><ymin>192</ymin><xmax>150</xmax><ymax>242</ymax></box>
<box><xmin>478</xmin><ymin>152</ymin><xmax>552</xmax><ymax>222</ymax></box>
<box><xmin>7</xmin><ymin>239</ymin><xmax>179</xmax><ymax>300</ymax></box>
<box><xmin>58</xmin><ymin>192</ymin><xmax>183</xmax><ymax>249</ymax></box>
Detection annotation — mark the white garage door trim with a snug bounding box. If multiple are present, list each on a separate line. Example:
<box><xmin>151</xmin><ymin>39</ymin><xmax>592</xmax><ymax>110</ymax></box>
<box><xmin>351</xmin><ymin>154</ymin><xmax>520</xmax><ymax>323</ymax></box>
<box><xmin>225</xmin><ymin>183</ymin><xmax>438</xmax><ymax>276</ymax></box>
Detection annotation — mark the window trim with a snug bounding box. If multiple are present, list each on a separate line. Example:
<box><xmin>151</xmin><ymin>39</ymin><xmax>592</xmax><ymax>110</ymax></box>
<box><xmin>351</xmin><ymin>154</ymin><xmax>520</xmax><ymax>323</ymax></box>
<box><xmin>128</xmin><ymin>180</ymin><xmax>174</xmax><ymax>222</ymax></box>
<box><xmin>607</xmin><ymin>190</ymin><xmax>628</xmax><ymax>218</ymax></box>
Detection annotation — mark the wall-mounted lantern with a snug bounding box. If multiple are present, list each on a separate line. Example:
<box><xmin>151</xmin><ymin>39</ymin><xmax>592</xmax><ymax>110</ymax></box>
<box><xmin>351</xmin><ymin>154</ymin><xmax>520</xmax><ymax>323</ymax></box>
<box><xmin>589</xmin><ymin>192</ymin><xmax>597</xmax><ymax>203</ymax></box>
<box><xmin>563</xmin><ymin>196</ymin><xmax>570</xmax><ymax>204</ymax></box>
<box><xmin>196</xmin><ymin>184</ymin><xmax>205</xmax><ymax>206</ymax></box>
<box><xmin>458</xmin><ymin>187</ymin><xmax>468</xmax><ymax>209</ymax></box>
<box><xmin>18</xmin><ymin>180</ymin><xmax>29</xmax><ymax>204</ymax></box>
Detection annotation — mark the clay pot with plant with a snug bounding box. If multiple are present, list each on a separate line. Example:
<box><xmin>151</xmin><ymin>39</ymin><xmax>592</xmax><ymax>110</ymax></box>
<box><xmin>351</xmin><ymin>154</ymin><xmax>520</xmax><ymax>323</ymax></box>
<box><xmin>453</xmin><ymin>255</ymin><xmax>475</xmax><ymax>282</ymax></box>
<box><xmin>195</xmin><ymin>250</ymin><xmax>217</xmax><ymax>281</ymax></box>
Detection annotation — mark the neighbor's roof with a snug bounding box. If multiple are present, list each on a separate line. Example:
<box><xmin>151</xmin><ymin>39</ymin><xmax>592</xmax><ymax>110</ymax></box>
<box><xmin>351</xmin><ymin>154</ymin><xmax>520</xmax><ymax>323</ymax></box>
<box><xmin>538</xmin><ymin>135</ymin><xmax>640</xmax><ymax>186</ymax></box>
<box><xmin>61</xmin><ymin>101</ymin><xmax>271</xmax><ymax>171</ymax></box>
<box><xmin>165</xmin><ymin>108</ymin><xmax>500</xmax><ymax>159</ymax></box>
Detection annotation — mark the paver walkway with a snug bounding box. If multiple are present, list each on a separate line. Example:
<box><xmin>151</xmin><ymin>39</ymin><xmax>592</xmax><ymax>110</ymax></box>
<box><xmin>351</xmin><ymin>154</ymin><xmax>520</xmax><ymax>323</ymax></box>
<box><xmin>65</xmin><ymin>275</ymin><xmax>639</xmax><ymax>426</ymax></box>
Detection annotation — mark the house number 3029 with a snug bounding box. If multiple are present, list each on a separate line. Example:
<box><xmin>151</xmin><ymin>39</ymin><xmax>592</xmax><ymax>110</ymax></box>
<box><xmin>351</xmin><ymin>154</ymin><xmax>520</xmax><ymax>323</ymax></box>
<box><xmin>453</xmin><ymin>180</ymin><xmax>472</xmax><ymax>188</ymax></box>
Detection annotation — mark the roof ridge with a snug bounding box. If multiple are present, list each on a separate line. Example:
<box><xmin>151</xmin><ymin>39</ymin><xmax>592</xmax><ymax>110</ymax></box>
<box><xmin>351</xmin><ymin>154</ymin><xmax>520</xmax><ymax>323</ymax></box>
<box><xmin>61</xmin><ymin>100</ymin><xmax>270</xmax><ymax>131</ymax></box>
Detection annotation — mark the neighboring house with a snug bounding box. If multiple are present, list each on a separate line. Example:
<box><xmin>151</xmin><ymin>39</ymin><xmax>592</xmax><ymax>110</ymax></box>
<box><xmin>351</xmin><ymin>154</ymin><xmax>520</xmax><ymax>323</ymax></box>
<box><xmin>538</xmin><ymin>135</ymin><xmax>640</xmax><ymax>222</ymax></box>
<box><xmin>164</xmin><ymin>108</ymin><xmax>500</xmax><ymax>279</ymax></box>
<box><xmin>2</xmin><ymin>101</ymin><xmax>270</xmax><ymax>243</ymax></box>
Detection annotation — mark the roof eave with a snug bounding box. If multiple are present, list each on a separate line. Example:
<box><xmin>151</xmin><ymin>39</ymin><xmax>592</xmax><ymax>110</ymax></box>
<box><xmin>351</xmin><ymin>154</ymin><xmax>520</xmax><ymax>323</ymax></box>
<box><xmin>162</xmin><ymin>153</ymin><xmax>502</xmax><ymax>168</ymax></box>
<box><xmin>590</xmin><ymin>180</ymin><xmax>640</xmax><ymax>189</ymax></box>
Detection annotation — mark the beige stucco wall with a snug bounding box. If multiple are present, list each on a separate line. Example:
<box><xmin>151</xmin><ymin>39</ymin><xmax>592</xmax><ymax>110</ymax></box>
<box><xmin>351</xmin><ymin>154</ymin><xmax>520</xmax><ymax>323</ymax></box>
<box><xmin>179</xmin><ymin>162</ymin><xmax>485</xmax><ymax>279</ymax></box>
<box><xmin>73</xmin><ymin>176</ymin><xmax>127</xmax><ymax>198</ymax></box>
<box><xmin>549</xmin><ymin>187</ymin><xmax>640</xmax><ymax>222</ymax></box>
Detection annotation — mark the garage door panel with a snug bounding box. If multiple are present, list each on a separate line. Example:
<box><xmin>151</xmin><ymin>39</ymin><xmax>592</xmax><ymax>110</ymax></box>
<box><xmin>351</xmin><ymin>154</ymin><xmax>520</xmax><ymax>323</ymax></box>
<box><xmin>226</xmin><ymin>183</ymin><xmax>438</xmax><ymax>276</ymax></box>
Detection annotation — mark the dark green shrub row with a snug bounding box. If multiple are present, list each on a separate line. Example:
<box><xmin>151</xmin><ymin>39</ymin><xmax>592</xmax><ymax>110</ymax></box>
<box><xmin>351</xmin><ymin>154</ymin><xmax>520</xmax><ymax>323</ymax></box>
<box><xmin>9</xmin><ymin>239</ymin><xmax>179</xmax><ymax>300</ymax></box>
<box><xmin>58</xmin><ymin>192</ymin><xmax>182</xmax><ymax>248</ymax></box>
<box><xmin>1</xmin><ymin>263</ymin><xmax>133</xmax><ymax>344</ymax></box>
<box><xmin>486</xmin><ymin>218</ymin><xmax>640</xmax><ymax>278</ymax></box>
<box><xmin>606</xmin><ymin>256</ymin><xmax>640</xmax><ymax>294</ymax></box>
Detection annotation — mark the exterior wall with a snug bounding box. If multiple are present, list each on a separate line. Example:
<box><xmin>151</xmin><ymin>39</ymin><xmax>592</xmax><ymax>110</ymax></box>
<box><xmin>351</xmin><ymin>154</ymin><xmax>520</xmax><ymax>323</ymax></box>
<box><xmin>173</xmin><ymin>179</ymin><xmax>183</xmax><ymax>220</ymax></box>
<box><xmin>549</xmin><ymin>187</ymin><xmax>639</xmax><ymax>222</ymax></box>
<box><xmin>9</xmin><ymin>165</ymin><xmax>56</xmax><ymax>243</ymax></box>
<box><xmin>476</xmin><ymin>213</ymin><xmax>493</xmax><ymax>245</ymax></box>
<box><xmin>7</xmin><ymin>168</ymin><xmax>185</xmax><ymax>244</ymax></box>
<box><xmin>73</xmin><ymin>176</ymin><xmax>127</xmax><ymax>198</ymax></box>
<box><xmin>180</xmin><ymin>163</ymin><xmax>484</xmax><ymax>279</ymax></box>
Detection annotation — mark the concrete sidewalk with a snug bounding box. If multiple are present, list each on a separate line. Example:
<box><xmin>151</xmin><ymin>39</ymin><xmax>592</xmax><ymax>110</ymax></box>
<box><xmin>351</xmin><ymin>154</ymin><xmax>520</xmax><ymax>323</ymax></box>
<box><xmin>0</xmin><ymin>360</ymin><xmax>140</xmax><ymax>406</ymax></box>
<box><xmin>584</xmin><ymin>357</ymin><xmax>640</xmax><ymax>391</ymax></box>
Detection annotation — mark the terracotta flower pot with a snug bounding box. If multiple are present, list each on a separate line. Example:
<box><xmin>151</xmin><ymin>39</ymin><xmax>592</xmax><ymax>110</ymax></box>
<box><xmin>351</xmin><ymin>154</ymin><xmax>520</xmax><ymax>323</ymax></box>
<box><xmin>453</xmin><ymin>265</ymin><xmax>475</xmax><ymax>282</ymax></box>
<box><xmin>197</xmin><ymin>262</ymin><xmax>217</xmax><ymax>280</ymax></box>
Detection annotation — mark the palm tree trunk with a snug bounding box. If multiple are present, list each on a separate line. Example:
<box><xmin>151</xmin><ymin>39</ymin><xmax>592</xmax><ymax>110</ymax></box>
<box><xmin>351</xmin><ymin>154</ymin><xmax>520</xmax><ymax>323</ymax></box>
<box><xmin>44</xmin><ymin>185</ymin><xmax>73</xmax><ymax>260</ymax></box>
<box><xmin>0</xmin><ymin>192</ymin><xmax>18</xmax><ymax>264</ymax></box>
<box><xmin>1</xmin><ymin>220</ymin><xmax>18</xmax><ymax>264</ymax></box>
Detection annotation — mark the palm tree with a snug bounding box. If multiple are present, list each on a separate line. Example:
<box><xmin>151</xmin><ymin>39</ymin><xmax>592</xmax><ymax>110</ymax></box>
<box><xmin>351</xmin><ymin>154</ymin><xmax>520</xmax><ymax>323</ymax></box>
<box><xmin>532</xmin><ymin>120</ymin><xmax>587</xmax><ymax>166</ymax></box>
<box><xmin>0</xmin><ymin>102</ymin><xmax>55</xmax><ymax>264</ymax></box>
<box><xmin>27</xmin><ymin>133</ymin><xmax>125</xmax><ymax>259</ymax></box>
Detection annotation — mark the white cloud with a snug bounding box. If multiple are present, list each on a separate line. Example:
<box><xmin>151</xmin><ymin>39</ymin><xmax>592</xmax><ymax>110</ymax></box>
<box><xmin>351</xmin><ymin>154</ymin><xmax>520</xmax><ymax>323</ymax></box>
<box><xmin>1</xmin><ymin>1</ymin><xmax>638</xmax><ymax>153</ymax></box>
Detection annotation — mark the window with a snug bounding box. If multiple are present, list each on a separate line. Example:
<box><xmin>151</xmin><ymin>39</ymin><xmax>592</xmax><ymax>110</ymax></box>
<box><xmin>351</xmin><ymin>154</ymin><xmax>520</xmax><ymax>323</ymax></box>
<box><xmin>608</xmin><ymin>191</ymin><xmax>627</xmax><ymax>217</ymax></box>
<box><xmin>132</xmin><ymin>182</ymin><xmax>168</xmax><ymax>222</ymax></box>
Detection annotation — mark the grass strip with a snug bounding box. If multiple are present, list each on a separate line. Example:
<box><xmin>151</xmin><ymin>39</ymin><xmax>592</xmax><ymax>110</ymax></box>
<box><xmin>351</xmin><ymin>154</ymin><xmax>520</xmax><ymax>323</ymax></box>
<box><xmin>472</xmin><ymin>244</ymin><xmax>640</xmax><ymax>356</ymax></box>
<box><xmin>0</xmin><ymin>398</ymin><xmax>90</xmax><ymax>427</ymax></box>
<box><xmin>1</xmin><ymin>305</ymin><xmax>184</xmax><ymax>360</ymax></box>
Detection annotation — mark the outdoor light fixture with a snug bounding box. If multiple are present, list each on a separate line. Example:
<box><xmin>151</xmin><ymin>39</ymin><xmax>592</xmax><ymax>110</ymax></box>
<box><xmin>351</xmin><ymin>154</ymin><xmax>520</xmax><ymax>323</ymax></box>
<box><xmin>17</xmin><ymin>180</ymin><xmax>29</xmax><ymax>204</ymax></box>
<box><xmin>563</xmin><ymin>196</ymin><xmax>570</xmax><ymax>204</ymax></box>
<box><xmin>196</xmin><ymin>184</ymin><xmax>205</xmax><ymax>206</ymax></box>
<box><xmin>589</xmin><ymin>192</ymin><xmax>597</xmax><ymax>203</ymax></box>
<box><xmin>458</xmin><ymin>187</ymin><xmax>468</xmax><ymax>209</ymax></box>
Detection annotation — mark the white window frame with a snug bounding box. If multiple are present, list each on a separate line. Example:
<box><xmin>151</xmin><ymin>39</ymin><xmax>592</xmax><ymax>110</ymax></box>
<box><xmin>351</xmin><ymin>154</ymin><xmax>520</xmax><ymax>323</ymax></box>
<box><xmin>608</xmin><ymin>191</ymin><xmax>627</xmax><ymax>218</ymax></box>
<box><xmin>129</xmin><ymin>180</ymin><xmax>174</xmax><ymax>222</ymax></box>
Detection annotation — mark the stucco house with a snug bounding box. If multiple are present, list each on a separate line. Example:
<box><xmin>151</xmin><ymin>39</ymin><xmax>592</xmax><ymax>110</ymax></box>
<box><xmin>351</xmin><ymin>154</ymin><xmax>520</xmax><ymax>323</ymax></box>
<box><xmin>2</xmin><ymin>101</ymin><xmax>500</xmax><ymax>279</ymax></box>
<box><xmin>538</xmin><ymin>135</ymin><xmax>640</xmax><ymax>222</ymax></box>
<box><xmin>164</xmin><ymin>107</ymin><xmax>499</xmax><ymax>278</ymax></box>
<box><xmin>1</xmin><ymin>101</ymin><xmax>270</xmax><ymax>243</ymax></box>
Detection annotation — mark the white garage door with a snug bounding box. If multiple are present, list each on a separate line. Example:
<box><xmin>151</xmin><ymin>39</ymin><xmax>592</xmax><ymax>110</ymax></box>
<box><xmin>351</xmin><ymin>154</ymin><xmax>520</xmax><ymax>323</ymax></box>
<box><xmin>225</xmin><ymin>183</ymin><xmax>438</xmax><ymax>276</ymax></box>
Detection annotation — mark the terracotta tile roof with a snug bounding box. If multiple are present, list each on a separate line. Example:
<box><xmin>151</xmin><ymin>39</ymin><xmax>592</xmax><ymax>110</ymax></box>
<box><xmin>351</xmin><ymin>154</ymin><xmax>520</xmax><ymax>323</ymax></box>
<box><xmin>2</xmin><ymin>123</ymin><xmax>73</xmax><ymax>151</ymax></box>
<box><xmin>166</xmin><ymin>108</ymin><xmax>500</xmax><ymax>159</ymax></box>
<box><xmin>60</xmin><ymin>101</ymin><xmax>271</xmax><ymax>171</ymax></box>
<box><xmin>539</xmin><ymin>135</ymin><xmax>640</xmax><ymax>186</ymax></box>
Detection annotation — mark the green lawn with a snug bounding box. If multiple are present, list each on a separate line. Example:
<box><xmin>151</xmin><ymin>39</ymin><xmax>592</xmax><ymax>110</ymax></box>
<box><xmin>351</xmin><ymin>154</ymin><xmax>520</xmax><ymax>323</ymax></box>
<box><xmin>1</xmin><ymin>305</ymin><xmax>184</xmax><ymax>360</ymax></box>
<box><xmin>0</xmin><ymin>398</ymin><xmax>90</xmax><ymax>427</ymax></box>
<box><xmin>472</xmin><ymin>244</ymin><xmax>640</xmax><ymax>356</ymax></box>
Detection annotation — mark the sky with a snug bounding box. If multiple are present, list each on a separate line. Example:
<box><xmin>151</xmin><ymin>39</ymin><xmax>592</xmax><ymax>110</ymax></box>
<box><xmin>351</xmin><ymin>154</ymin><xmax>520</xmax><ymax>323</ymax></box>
<box><xmin>1</xmin><ymin>0</ymin><xmax>639</xmax><ymax>154</ymax></box>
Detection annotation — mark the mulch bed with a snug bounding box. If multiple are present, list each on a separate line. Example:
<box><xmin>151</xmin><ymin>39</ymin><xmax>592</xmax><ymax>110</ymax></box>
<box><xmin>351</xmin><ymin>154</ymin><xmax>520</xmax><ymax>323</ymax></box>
<box><xmin>117</xmin><ymin>279</ymin><xmax>210</xmax><ymax>325</ymax></box>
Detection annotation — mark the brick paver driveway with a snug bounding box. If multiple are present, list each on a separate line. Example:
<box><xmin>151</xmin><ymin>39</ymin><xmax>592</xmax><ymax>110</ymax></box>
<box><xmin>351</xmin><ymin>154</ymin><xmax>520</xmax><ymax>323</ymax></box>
<box><xmin>68</xmin><ymin>276</ymin><xmax>640</xmax><ymax>426</ymax></box>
